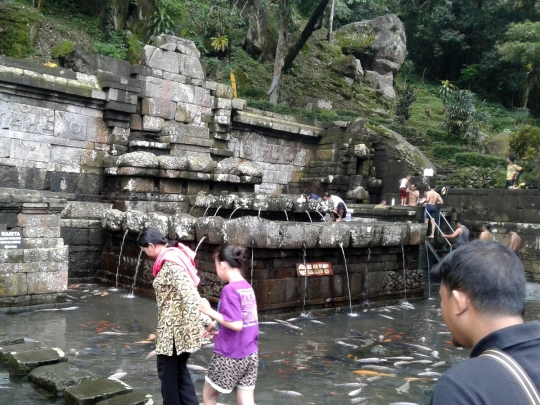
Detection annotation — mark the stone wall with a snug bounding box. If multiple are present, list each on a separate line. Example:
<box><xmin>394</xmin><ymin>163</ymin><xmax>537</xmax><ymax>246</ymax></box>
<box><xmin>0</xmin><ymin>188</ymin><xmax>69</xmax><ymax>309</ymax></box>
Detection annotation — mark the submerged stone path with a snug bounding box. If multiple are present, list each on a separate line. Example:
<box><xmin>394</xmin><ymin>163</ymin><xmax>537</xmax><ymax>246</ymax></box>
<box><xmin>0</xmin><ymin>333</ymin><xmax>152</xmax><ymax>405</ymax></box>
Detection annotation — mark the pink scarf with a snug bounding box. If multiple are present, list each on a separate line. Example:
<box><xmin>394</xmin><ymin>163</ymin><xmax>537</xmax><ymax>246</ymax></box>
<box><xmin>152</xmin><ymin>243</ymin><xmax>200</xmax><ymax>287</ymax></box>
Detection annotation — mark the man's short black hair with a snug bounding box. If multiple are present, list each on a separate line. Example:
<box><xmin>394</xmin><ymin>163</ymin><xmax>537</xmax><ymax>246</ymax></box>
<box><xmin>432</xmin><ymin>240</ymin><xmax>525</xmax><ymax>317</ymax></box>
<box><xmin>508</xmin><ymin>155</ymin><xmax>516</xmax><ymax>162</ymax></box>
<box><xmin>509</xmin><ymin>228</ymin><xmax>516</xmax><ymax>233</ymax></box>
<box><xmin>457</xmin><ymin>219</ymin><xmax>464</xmax><ymax>225</ymax></box>
<box><xmin>484</xmin><ymin>223</ymin><xmax>491</xmax><ymax>231</ymax></box>
<box><xmin>323</xmin><ymin>192</ymin><xmax>331</xmax><ymax>198</ymax></box>
<box><xmin>302</xmin><ymin>189</ymin><xmax>309</xmax><ymax>196</ymax></box>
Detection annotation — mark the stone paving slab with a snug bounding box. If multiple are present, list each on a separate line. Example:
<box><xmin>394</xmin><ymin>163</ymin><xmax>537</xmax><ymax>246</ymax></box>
<box><xmin>64</xmin><ymin>378</ymin><xmax>133</xmax><ymax>405</ymax></box>
<box><xmin>28</xmin><ymin>362</ymin><xmax>98</xmax><ymax>396</ymax></box>
<box><xmin>96</xmin><ymin>392</ymin><xmax>153</xmax><ymax>405</ymax></box>
<box><xmin>7</xmin><ymin>347</ymin><xmax>67</xmax><ymax>374</ymax></box>
<box><xmin>0</xmin><ymin>341</ymin><xmax>45</xmax><ymax>359</ymax></box>
<box><xmin>0</xmin><ymin>334</ymin><xmax>24</xmax><ymax>346</ymax></box>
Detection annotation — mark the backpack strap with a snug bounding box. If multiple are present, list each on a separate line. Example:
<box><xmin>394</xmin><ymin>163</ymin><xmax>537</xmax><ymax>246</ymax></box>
<box><xmin>480</xmin><ymin>349</ymin><xmax>540</xmax><ymax>405</ymax></box>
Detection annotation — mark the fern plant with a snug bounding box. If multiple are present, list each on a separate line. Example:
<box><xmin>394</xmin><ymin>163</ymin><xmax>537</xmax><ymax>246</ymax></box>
<box><xmin>210</xmin><ymin>35</ymin><xmax>229</xmax><ymax>52</ymax></box>
<box><xmin>147</xmin><ymin>6</ymin><xmax>178</xmax><ymax>43</ymax></box>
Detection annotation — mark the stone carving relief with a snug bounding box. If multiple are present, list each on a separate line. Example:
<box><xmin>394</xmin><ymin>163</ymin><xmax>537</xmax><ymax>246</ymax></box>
<box><xmin>382</xmin><ymin>269</ymin><xmax>423</xmax><ymax>292</ymax></box>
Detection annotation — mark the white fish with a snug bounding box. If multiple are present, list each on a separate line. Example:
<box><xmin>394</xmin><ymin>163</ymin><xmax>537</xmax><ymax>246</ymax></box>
<box><xmin>407</xmin><ymin>343</ymin><xmax>433</xmax><ymax>352</ymax></box>
<box><xmin>272</xmin><ymin>359</ymin><xmax>287</xmax><ymax>364</ymax></box>
<box><xmin>99</xmin><ymin>332</ymin><xmax>127</xmax><ymax>336</ymax></box>
<box><xmin>337</xmin><ymin>341</ymin><xmax>358</xmax><ymax>349</ymax></box>
<box><xmin>418</xmin><ymin>371</ymin><xmax>441</xmax><ymax>377</ymax></box>
<box><xmin>366</xmin><ymin>376</ymin><xmax>382</xmax><ymax>382</ymax></box>
<box><xmin>362</xmin><ymin>365</ymin><xmax>393</xmax><ymax>371</ymax></box>
<box><xmin>187</xmin><ymin>364</ymin><xmax>207</xmax><ymax>372</ymax></box>
<box><xmin>394</xmin><ymin>361</ymin><xmax>410</xmax><ymax>367</ymax></box>
<box><xmin>432</xmin><ymin>351</ymin><xmax>440</xmax><ymax>359</ymax></box>
<box><xmin>61</xmin><ymin>306</ymin><xmax>79</xmax><ymax>311</ymax></box>
<box><xmin>350</xmin><ymin>397</ymin><xmax>369</xmax><ymax>404</ymax></box>
<box><xmin>273</xmin><ymin>390</ymin><xmax>303</xmax><ymax>397</ymax></box>
<box><xmin>387</xmin><ymin>356</ymin><xmax>414</xmax><ymax>361</ymax></box>
<box><xmin>108</xmin><ymin>371</ymin><xmax>127</xmax><ymax>380</ymax></box>
<box><xmin>379</xmin><ymin>314</ymin><xmax>394</xmax><ymax>319</ymax></box>
<box><xmin>396</xmin><ymin>380</ymin><xmax>410</xmax><ymax>394</ymax></box>
<box><xmin>349</xmin><ymin>387</ymin><xmax>364</xmax><ymax>396</ymax></box>
<box><xmin>311</xmin><ymin>320</ymin><xmax>325</xmax><ymax>325</ymax></box>
<box><xmin>286</xmin><ymin>318</ymin><xmax>299</xmax><ymax>322</ymax></box>
<box><xmin>145</xmin><ymin>350</ymin><xmax>156</xmax><ymax>359</ymax></box>
<box><xmin>410</xmin><ymin>360</ymin><xmax>433</xmax><ymax>364</ymax></box>
<box><xmin>356</xmin><ymin>358</ymin><xmax>387</xmax><ymax>363</ymax></box>
<box><xmin>333</xmin><ymin>383</ymin><xmax>366</xmax><ymax>387</ymax></box>
<box><xmin>274</xmin><ymin>320</ymin><xmax>302</xmax><ymax>330</ymax></box>
<box><xmin>259</xmin><ymin>322</ymin><xmax>279</xmax><ymax>325</ymax></box>
<box><xmin>401</xmin><ymin>302</ymin><xmax>415</xmax><ymax>309</ymax></box>
<box><xmin>413</xmin><ymin>353</ymin><xmax>430</xmax><ymax>358</ymax></box>
<box><xmin>438</xmin><ymin>332</ymin><xmax>451</xmax><ymax>335</ymax></box>
<box><xmin>432</xmin><ymin>361</ymin><xmax>446</xmax><ymax>368</ymax></box>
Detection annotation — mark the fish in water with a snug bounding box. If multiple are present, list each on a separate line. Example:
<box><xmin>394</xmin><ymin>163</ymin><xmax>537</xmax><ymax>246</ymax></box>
<box><xmin>349</xmin><ymin>387</ymin><xmax>363</xmax><ymax>396</ymax></box>
<box><xmin>356</xmin><ymin>358</ymin><xmax>387</xmax><ymax>363</ymax></box>
<box><xmin>62</xmin><ymin>306</ymin><xmax>79</xmax><ymax>311</ymax></box>
<box><xmin>409</xmin><ymin>360</ymin><xmax>433</xmax><ymax>364</ymax></box>
<box><xmin>187</xmin><ymin>364</ymin><xmax>207</xmax><ymax>372</ymax></box>
<box><xmin>286</xmin><ymin>318</ymin><xmax>299</xmax><ymax>322</ymax></box>
<box><xmin>273</xmin><ymin>390</ymin><xmax>303</xmax><ymax>396</ymax></box>
<box><xmin>438</xmin><ymin>332</ymin><xmax>451</xmax><ymax>335</ymax></box>
<box><xmin>407</xmin><ymin>343</ymin><xmax>433</xmax><ymax>352</ymax></box>
<box><xmin>366</xmin><ymin>376</ymin><xmax>382</xmax><ymax>382</ymax></box>
<box><xmin>333</xmin><ymin>383</ymin><xmax>366</xmax><ymax>387</ymax></box>
<box><xmin>337</xmin><ymin>341</ymin><xmax>358</xmax><ymax>349</ymax></box>
<box><xmin>350</xmin><ymin>397</ymin><xmax>369</xmax><ymax>404</ymax></box>
<box><xmin>432</xmin><ymin>351</ymin><xmax>440</xmax><ymax>358</ymax></box>
<box><xmin>352</xmin><ymin>370</ymin><xmax>396</xmax><ymax>377</ymax></box>
<box><xmin>362</xmin><ymin>365</ymin><xmax>393</xmax><ymax>371</ymax></box>
<box><xmin>311</xmin><ymin>320</ymin><xmax>325</xmax><ymax>325</ymax></box>
<box><xmin>379</xmin><ymin>314</ymin><xmax>394</xmax><ymax>320</ymax></box>
<box><xmin>259</xmin><ymin>322</ymin><xmax>279</xmax><ymax>325</ymax></box>
<box><xmin>394</xmin><ymin>361</ymin><xmax>410</xmax><ymax>367</ymax></box>
<box><xmin>274</xmin><ymin>320</ymin><xmax>302</xmax><ymax>330</ymax></box>
<box><xmin>108</xmin><ymin>371</ymin><xmax>127</xmax><ymax>380</ymax></box>
<box><xmin>396</xmin><ymin>380</ymin><xmax>410</xmax><ymax>394</ymax></box>
<box><xmin>99</xmin><ymin>332</ymin><xmax>127</xmax><ymax>336</ymax></box>
<box><xmin>387</xmin><ymin>356</ymin><xmax>414</xmax><ymax>361</ymax></box>
<box><xmin>418</xmin><ymin>371</ymin><xmax>441</xmax><ymax>377</ymax></box>
<box><xmin>432</xmin><ymin>361</ymin><xmax>446</xmax><ymax>368</ymax></box>
<box><xmin>145</xmin><ymin>350</ymin><xmax>156</xmax><ymax>359</ymax></box>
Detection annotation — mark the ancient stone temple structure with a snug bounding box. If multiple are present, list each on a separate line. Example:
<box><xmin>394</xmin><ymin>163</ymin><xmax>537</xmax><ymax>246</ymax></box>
<box><xmin>0</xmin><ymin>34</ymin><xmax>453</xmax><ymax>312</ymax></box>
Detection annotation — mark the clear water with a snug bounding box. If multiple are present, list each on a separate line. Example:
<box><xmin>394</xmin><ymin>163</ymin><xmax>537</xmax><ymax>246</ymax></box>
<box><xmin>1</xmin><ymin>285</ymin><xmax>539</xmax><ymax>405</ymax></box>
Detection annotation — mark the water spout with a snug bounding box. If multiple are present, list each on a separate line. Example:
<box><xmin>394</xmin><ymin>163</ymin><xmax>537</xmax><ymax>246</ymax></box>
<box><xmin>129</xmin><ymin>250</ymin><xmax>143</xmax><ymax>297</ymax></box>
<box><xmin>195</xmin><ymin>235</ymin><xmax>207</xmax><ymax>254</ymax></box>
<box><xmin>214</xmin><ymin>205</ymin><xmax>223</xmax><ymax>217</ymax></box>
<box><xmin>283</xmin><ymin>210</ymin><xmax>289</xmax><ymax>221</ymax></box>
<box><xmin>202</xmin><ymin>204</ymin><xmax>212</xmax><ymax>217</ymax></box>
<box><xmin>188</xmin><ymin>205</ymin><xmax>196</xmax><ymax>216</ymax></box>
<box><xmin>229</xmin><ymin>206</ymin><xmax>240</xmax><ymax>219</ymax></box>
<box><xmin>250</xmin><ymin>240</ymin><xmax>255</xmax><ymax>285</ymax></box>
<box><xmin>114</xmin><ymin>229</ymin><xmax>129</xmax><ymax>290</ymax></box>
<box><xmin>339</xmin><ymin>242</ymin><xmax>357</xmax><ymax>316</ymax></box>
<box><xmin>401</xmin><ymin>243</ymin><xmax>408</xmax><ymax>303</ymax></box>
<box><xmin>301</xmin><ymin>242</ymin><xmax>309</xmax><ymax>316</ymax></box>
<box><xmin>363</xmin><ymin>247</ymin><xmax>371</xmax><ymax>305</ymax></box>
<box><xmin>316</xmin><ymin>211</ymin><xmax>326</xmax><ymax>222</ymax></box>
<box><xmin>332</xmin><ymin>210</ymin><xmax>342</xmax><ymax>221</ymax></box>
<box><xmin>305</xmin><ymin>210</ymin><xmax>312</xmax><ymax>223</ymax></box>
<box><xmin>257</xmin><ymin>208</ymin><xmax>261</xmax><ymax>218</ymax></box>
<box><xmin>426</xmin><ymin>241</ymin><xmax>432</xmax><ymax>299</ymax></box>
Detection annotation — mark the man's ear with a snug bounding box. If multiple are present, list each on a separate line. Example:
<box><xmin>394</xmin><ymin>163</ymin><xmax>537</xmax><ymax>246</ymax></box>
<box><xmin>452</xmin><ymin>290</ymin><xmax>470</xmax><ymax>316</ymax></box>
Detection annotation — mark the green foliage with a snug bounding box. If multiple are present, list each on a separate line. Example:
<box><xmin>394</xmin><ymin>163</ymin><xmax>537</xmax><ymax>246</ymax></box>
<box><xmin>246</xmin><ymin>99</ymin><xmax>359</xmax><ymax>122</ymax></box>
<box><xmin>147</xmin><ymin>6</ymin><xmax>179</xmax><ymax>44</ymax></box>
<box><xmin>510</xmin><ymin>125</ymin><xmax>540</xmax><ymax>160</ymax></box>
<box><xmin>453</xmin><ymin>152</ymin><xmax>505</xmax><ymax>169</ymax></box>
<box><xmin>431</xmin><ymin>145</ymin><xmax>467</xmax><ymax>160</ymax></box>
<box><xmin>441</xmin><ymin>89</ymin><xmax>479</xmax><ymax>139</ymax></box>
<box><xmin>126</xmin><ymin>33</ymin><xmax>144</xmax><ymax>65</ymax></box>
<box><xmin>51</xmin><ymin>40</ymin><xmax>74</xmax><ymax>61</ymax></box>
<box><xmin>210</xmin><ymin>35</ymin><xmax>229</xmax><ymax>52</ymax></box>
<box><xmin>94</xmin><ymin>30</ymin><xmax>128</xmax><ymax>59</ymax></box>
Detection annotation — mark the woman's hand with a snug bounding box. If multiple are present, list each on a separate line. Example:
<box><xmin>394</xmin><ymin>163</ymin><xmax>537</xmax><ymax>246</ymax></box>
<box><xmin>201</xmin><ymin>322</ymin><xmax>216</xmax><ymax>339</ymax></box>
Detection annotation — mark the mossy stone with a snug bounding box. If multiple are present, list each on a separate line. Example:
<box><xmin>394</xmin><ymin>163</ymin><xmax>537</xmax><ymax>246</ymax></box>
<box><xmin>51</xmin><ymin>41</ymin><xmax>75</xmax><ymax>60</ymax></box>
<box><xmin>0</xmin><ymin>2</ymin><xmax>40</xmax><ymax>59</ymax></box>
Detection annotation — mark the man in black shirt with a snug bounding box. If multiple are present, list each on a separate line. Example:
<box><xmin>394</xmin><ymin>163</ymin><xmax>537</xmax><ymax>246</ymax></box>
<box><xmin>430</xmin><ymin>240</ymin><xmax>540</xmax><ymax>404</ymax></box>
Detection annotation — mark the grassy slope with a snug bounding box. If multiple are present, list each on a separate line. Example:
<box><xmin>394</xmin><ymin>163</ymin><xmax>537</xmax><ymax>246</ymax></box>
<box><xmin>16</xmin><ymin>0</ymin><xmax>535</xmax><ymax>188</ymax></box>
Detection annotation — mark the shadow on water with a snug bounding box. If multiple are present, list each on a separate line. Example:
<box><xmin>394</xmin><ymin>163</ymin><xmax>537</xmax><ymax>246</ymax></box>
<box><xmin>2</xmin><ymin>285</ymin><xmax>540</xmax><ymax>405</ymax></box>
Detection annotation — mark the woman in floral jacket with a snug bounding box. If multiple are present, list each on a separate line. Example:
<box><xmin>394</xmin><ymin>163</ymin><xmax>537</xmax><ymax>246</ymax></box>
<box><xmin>138</xmin><ymin>227</ymin><xmax>212</xmax><ymax>405</ymax></box>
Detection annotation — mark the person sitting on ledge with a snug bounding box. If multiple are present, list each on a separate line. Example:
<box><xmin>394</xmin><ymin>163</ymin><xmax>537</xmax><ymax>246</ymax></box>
<box><xmin>374</xmin><ymin>200</ymin><xmax>388</xmax><ymax>209</ymax></box>
<box><xmin>322</xmin><ymin>192</ymin><xmax>347</xmax><ymax>222</ymax></box>
<box><xmin>302</xmin><ymin>189</ymin><xmax>321</xmax><ymax>201</ymax></box>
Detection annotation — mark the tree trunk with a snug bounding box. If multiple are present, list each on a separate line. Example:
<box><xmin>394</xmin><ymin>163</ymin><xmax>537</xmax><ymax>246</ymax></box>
<box><xmin>268</xmin><ymin>13</ymin><xmax>287</xmax><ymax>105</ymax></box>
<box><xmin>282</xmin><ymin>0</ymin><xmax>330</xmax><ymax>72</ymax></box>
<box><xmin>327</xmin><ymin>0</ymin><xmax>335</xmax><ymax>41</ymax></box>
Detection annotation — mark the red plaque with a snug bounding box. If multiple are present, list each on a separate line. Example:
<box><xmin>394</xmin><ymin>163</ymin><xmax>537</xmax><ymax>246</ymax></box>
<box><xmin>296</xmin><ymin>262</ymin><xmax>333</xmax><ymax>277</ymax></box>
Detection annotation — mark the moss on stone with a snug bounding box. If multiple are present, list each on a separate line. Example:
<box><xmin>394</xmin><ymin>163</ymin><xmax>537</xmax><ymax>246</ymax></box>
<box><xmin>126</xmin><ymin>33</ymin><xmax>144</xmax><ymax>65</ymax></box>
<box><xmin>0</xmin><ymin>2</ymin><xmax>40</xmax><ymax>58</ymax></box>
<box><xmin>51</xmin><ymin>41</ymin><xmax>75</xmax><ymax>60</ymax></box>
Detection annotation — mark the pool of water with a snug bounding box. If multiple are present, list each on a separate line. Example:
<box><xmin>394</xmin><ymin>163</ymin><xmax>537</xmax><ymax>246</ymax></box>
<box><xmin>1</xmin><ymin>285</ymin><xmax>539</xmax><ymax>405</ymax></box>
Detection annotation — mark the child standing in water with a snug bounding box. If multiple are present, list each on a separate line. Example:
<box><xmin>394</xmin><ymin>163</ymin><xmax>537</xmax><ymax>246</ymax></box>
<box><xmin>199</xmin><ymin>245</ymin><xmax>259</xmax><ymax>405</ymax></box>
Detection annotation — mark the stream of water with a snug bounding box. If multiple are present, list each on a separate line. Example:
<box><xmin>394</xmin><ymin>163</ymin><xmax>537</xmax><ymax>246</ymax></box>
<box><xmin>1</xmin><ymin>287</ymin><xmax>540</xmax><ymax>405</ymax></box>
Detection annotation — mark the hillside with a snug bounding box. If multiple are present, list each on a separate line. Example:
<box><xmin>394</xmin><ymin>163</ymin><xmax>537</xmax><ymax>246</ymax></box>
<box><xmin>3</xmin><ymin>0</ymin><xmax>537</xmax><ymax>188</ymax></box>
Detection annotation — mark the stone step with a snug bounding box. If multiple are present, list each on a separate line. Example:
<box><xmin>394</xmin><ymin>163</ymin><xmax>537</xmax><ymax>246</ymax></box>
<box><xmin>28</xmin><ymin>362</ymin><xmax>98</xmax><ymax>396</ymax></box>
<box><xmin>96</xmin><ymin>392</ymin><xmax>153</xmax><ymax>405</ymax></box>
<box><xmin>0</xmin><ymin>334</ymin><xmax>24</xmax><ymax>346</ymax></box>
<box><xmin>0</xmin><ymin>341</ymin><xmax>46</xmax><ymax>360</ymax></box>
<box><xmin>6</xmin><ymin>347</ymin><xmax>67</xmax><ymax>375</ymax></box>
<box><xmin>64</xmin><ymin>378</ymin><xmax>133</xmax><ymax>405</ymax></box>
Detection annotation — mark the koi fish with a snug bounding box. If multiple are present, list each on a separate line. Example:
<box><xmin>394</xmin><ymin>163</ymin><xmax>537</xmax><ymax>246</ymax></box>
<box><xmin>273</xmin><ymin>390</ymin><xmax>303</xmax><ymax>396</ymax></box>
<box><xmin>352</xmin><ymin>370</ymin><xmax>396</xmax><ymax>377</ymax></box>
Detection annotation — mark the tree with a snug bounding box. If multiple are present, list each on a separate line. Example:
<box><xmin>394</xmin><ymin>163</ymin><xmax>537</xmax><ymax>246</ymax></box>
<box><xmin>268</xmin><ymin>0</ymin><xmax>330</xmax><ymax>105</ymax></box>
<box><xmin>498</xmin><ymin>21</ymin><xmax>540</xmax><ymax>109</ymax></box>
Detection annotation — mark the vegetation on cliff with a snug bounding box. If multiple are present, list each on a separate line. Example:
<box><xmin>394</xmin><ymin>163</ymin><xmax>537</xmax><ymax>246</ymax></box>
<box><xmin>2</xmin><ymin>0</ymin><xmax>540</xmax><ymax>188</ymax></box>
